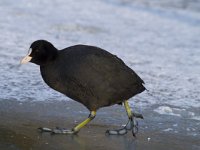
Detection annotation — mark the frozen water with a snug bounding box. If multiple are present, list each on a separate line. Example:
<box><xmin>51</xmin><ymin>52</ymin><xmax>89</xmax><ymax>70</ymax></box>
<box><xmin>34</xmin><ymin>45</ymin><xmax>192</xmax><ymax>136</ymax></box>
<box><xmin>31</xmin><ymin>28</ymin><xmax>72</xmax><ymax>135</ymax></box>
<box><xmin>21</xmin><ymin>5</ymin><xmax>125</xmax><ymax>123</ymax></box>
<box><xmin>0</xmin><ymin>0</ymin><xmax>199</xmax><ymax>138</ymax></box>
<box><xmin>154</xmin><ymin>105</ymin><xmax>197</xmax><ymax>119</ymax></box>
<box><xmin>154</xmin><ymin>106</ymin><xmax>181</xmax><ymax>117</ymax></box>
<box><xmin>163</xmin><ymin>128</ymin><xmax>173</xmax><ymax>132</ymax></box>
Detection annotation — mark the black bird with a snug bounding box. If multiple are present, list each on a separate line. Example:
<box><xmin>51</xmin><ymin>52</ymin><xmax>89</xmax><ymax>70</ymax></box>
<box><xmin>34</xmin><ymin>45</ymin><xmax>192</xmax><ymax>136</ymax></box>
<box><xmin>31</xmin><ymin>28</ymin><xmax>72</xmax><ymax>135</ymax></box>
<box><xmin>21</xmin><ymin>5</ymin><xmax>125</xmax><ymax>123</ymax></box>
<box><xmin>21</xmin><ymin>40</ymin><xmax>145</xmax><ymax>136</ymax></box>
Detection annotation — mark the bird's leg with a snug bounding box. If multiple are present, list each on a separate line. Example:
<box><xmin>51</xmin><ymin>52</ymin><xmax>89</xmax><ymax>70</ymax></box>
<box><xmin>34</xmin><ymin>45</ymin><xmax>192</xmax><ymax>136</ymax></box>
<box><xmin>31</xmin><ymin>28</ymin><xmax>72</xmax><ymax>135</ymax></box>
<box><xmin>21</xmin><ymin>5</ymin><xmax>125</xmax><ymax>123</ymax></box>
<box><xmin>106</xmin><ymin>101</ymin><xmax>143</xmax><ymax>136</ymax></box>
<box><xmin>38</xmin><ymin>111</ymin><xmax>96</xmax><ymax>134</ymax></box>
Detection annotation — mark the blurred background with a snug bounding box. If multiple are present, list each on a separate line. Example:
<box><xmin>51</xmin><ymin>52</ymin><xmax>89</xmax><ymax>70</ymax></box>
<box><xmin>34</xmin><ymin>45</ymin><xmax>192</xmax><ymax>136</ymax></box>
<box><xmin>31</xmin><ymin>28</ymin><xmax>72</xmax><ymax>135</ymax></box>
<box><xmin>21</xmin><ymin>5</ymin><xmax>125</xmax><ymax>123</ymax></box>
<box><xmin>0</xmin><ymin>0</ymin><xmax>200</xmax><ymax>149</ymax></box>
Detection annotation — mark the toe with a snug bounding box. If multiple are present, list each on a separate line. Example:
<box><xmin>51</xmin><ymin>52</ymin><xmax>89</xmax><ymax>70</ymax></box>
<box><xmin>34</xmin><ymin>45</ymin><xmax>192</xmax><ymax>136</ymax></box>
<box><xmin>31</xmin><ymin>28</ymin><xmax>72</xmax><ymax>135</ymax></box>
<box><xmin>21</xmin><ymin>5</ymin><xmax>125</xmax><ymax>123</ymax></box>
<box><xmin>133</xmin><ymin>113</ymin><xmax>144</xmax><ymax>119</ymax></box>
<box><xmin>52</xmin><ymin>128</ymin><xmax>75</xmax><ymax>134</ymax></box>
<box><xmin>106</xmin><ymin>128</ymin><xmax>128</xmax><ymax>135</ymax></box>
<box><xmin>38</xmin><ymin>127</ymin><xmax>52</xmax><ymax>132</ymax></box>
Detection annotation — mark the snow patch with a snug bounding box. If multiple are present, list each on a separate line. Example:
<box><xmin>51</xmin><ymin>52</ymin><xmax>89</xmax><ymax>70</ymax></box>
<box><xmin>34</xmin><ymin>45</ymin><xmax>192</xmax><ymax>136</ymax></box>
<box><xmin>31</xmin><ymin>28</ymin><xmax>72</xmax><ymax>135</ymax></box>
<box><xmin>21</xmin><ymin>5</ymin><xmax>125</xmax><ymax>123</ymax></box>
<box><xmin>154</xmin><ymin>106</ymin><xmax>197</xmax><ymax>119</ymax></box>
<box><xmin>154</xmin><ymin>106</ymin><xmax>181</xmax><ymax>117</ymax></box>
<box><xmin>191</xmin><ymin>116</ymin><xmax>200</xmax><ymax>121</ymax></box>
<box><xmin>163</xmin><ymin>128</ymin><xmax>173</xmax><ymax>132</ymax></box>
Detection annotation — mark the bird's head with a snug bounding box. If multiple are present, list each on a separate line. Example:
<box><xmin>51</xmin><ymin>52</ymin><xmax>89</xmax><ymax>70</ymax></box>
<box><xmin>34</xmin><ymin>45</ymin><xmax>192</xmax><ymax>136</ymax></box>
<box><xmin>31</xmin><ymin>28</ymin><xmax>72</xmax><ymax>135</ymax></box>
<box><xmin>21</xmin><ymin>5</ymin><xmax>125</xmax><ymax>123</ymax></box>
<box><xmin>20</xmin><ymin>40</ymin><xmax>58</xmax><ymax>65</ymax></box>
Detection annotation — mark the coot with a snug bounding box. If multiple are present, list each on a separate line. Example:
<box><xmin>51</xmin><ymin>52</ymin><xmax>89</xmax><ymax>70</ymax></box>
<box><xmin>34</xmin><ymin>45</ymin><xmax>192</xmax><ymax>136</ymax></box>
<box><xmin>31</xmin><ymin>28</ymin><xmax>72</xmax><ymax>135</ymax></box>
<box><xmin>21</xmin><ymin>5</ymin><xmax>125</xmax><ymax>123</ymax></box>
<box><xmin>21</xmin><ymin>40</ymin><xmax>145</xmax><ymax>136</ymax></box>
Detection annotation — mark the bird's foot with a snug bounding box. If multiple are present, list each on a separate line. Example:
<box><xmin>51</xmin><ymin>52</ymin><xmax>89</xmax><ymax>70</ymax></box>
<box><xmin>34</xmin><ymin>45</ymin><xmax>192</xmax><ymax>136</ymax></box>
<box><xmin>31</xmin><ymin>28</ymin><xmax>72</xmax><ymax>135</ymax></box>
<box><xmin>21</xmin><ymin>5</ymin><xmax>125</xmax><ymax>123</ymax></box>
<box><xmin>106</xmin><ymin>127</ymin><xmax>128</xmax><ymax>135</ymax></box>
<box><xmin>38</xmin><ymin>127</ymin><xmax>77</xmax><ymax>134</ymax></box>
<box><xmin>132</xmin><ymin>112</ymin><xmax>144</xmax><ymax>119</ymax></box>
<box><xmin>106</xmin><ymin>115</ymin><xmax>141</xmax><ymax>137</ymax></box>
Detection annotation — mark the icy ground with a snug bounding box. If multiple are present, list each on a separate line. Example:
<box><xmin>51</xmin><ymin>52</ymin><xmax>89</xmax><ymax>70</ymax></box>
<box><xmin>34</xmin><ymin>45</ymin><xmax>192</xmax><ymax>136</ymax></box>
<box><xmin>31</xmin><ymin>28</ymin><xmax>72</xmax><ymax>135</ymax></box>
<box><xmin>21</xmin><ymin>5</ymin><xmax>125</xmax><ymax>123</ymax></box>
<box><xmin>0</xmin><ymin>0</ymin><xmax>199</xmax><ymax>138</ymax></box>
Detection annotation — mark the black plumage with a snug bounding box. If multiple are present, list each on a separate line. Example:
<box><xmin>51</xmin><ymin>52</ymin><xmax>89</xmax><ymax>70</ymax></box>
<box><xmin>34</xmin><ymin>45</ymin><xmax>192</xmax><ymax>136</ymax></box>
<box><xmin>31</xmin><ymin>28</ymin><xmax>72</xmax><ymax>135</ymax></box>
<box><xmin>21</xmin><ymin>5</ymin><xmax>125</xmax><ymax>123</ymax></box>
<box><xmin>27</xmin><ymin>40</ymin><xmax>145</xmax><ymax>111</ymax></box>
<box><xmin>21</xmin><ymin>40</ymin><xmax>146</xmax><ymax>135</ymax></box>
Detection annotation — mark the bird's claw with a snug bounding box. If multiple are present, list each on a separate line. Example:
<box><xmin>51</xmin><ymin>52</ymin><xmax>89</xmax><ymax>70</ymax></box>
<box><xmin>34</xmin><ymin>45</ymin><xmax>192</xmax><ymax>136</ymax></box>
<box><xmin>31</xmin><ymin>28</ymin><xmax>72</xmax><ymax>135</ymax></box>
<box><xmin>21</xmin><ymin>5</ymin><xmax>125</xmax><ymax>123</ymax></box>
<box><xmin>133</xmin><ymin>112</ymin><xmax>144</xmax><ymax>119</ymax></box>
<box><xmin>106</xmin><ymin>128</ymin><xmax>128</xmax><ymax>135</ymax></box>
<box><xmin>38</xmin><ymin>127</ymin><xmax>52</xmax><ymax>132</ymax></box>
<box><xmin>38</xmin><ymin>127</ymin><xmax>75</xmax><ymax>134</ymax></box>
<box><xmin>52</xmin><ymin>127</ymin><xmax>75</xmax><ymax>134</ymax></box>
<box><xmin>106</xmin><ymin>116</ymin><xmax>139</xmax><ymax>137</ymax></box>
<box><xmin>130</xmin><ymin>118</ymin><xmax>139</xmax><ymax>136</ymax></box>
<box><xmin>125</xmin><ymin>117</ymin><xmax>139</xmax><ymax>136</ymax></box>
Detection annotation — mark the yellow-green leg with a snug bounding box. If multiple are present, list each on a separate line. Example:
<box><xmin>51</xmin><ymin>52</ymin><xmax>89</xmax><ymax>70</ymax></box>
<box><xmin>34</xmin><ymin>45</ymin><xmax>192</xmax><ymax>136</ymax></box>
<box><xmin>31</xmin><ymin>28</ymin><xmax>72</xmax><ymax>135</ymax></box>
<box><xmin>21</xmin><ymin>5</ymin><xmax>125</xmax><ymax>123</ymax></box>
<box><xmin>106</xmin><ymin>100</ymin><xmax>143</xmax><ymax>136</ymax></box>
<box><xmin>72</xmin><ymin>111</ymin><xmax>96</xmax><ymax>133</ymax></box>
<box><xmin>124</xmin><ymin>101</ymin><xmax>132</xmax><ymax>118</ymax></box>
<box><xmin>39</xmin><ymin>111</ymin><xmax>96</xmax><ymax>134</ymax></box>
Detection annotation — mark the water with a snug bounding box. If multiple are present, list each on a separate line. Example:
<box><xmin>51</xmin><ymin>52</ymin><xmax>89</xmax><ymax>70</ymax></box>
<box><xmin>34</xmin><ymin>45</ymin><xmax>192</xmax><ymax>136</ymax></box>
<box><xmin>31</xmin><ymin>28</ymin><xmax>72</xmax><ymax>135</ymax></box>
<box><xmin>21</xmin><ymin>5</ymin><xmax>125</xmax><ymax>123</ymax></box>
<box><xmin>0</xmin><ymin>0</ymin><xmax>199</xmax><ymax>143</ymax></box>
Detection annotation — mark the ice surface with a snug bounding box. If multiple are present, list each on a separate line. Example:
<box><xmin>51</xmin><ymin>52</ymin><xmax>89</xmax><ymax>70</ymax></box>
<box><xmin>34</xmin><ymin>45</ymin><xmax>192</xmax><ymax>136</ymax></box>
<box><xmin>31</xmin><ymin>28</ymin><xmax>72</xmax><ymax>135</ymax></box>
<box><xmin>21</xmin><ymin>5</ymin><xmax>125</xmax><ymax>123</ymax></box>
<box><xmin>163</xmin><ymin>128</ymin><xmax>173</xmax><ymax>132</ymax></box>
<box><xmin>154</xmin><ymin>105</ymin><xmax>197</xmax><ymax>120</ymax></box>
<box><xmin>0</xmin><ymin>0</ymin><xmax>199</xmax><ymax>136</ymax></box>
<box><xmin>154</xmin><ymin>106</ymin><xmax>181</xmax><ymax>117</ymax></box>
